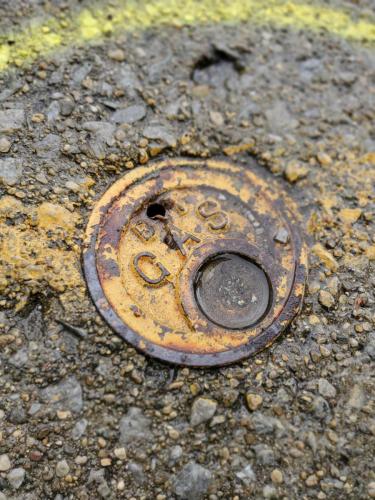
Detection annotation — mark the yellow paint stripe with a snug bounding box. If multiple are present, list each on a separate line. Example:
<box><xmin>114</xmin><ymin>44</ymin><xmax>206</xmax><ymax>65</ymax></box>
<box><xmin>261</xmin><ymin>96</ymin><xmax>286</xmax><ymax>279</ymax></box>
<box><xmin>1</xmin><ymin>0</ymin><xmax>374</xmax><ymax>72</ymax></box>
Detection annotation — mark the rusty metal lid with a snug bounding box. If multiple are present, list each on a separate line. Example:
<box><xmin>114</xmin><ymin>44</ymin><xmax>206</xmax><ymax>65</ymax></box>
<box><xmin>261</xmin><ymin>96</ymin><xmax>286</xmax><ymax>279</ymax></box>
<box><xmin>83</xmin><ymin>159</ymin><xmax>307</xmax><ymax>366</ymax></box>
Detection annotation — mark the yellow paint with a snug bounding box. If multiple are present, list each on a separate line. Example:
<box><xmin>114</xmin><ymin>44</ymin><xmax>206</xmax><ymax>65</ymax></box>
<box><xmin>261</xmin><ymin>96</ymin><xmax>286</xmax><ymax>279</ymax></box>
<box><xmin>365</xmin><ymin>246</ymin><xmax>375</xmax><ymax>261</ymax></box>
<box><xmin>37</xmin><ymin>202</ymin><xmax>80</xmax><ymax>232</ymax></box>
<box><xmin>0</xmin><ymin>197</ymin><xmax>84</xmax><ymax>309</ymax></box>
<box><xmin>311</xmin><ymin>243</ymin><xmax>339</xmax><ymax>272</ymax></box>
<box><xmin>338</xmin><ymin>208</ymin><xmax>362</xmax><ymax>225</ymax></box>
<box><xmin>1</xmin><ymin>0</ymin><xmax>374</xmax><ymax>72</ymax></box>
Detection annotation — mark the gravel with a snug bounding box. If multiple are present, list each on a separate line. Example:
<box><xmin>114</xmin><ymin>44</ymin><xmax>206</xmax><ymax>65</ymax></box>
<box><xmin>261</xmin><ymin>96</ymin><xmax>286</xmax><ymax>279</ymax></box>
<box><xmin>0</xmin><ymin>1</ymin><xmax>374</xmax><ymax>498</ymax></box>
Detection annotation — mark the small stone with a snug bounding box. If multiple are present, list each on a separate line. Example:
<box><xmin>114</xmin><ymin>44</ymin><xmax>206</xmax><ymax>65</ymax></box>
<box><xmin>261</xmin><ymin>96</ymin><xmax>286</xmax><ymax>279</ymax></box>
<box><xmin>60</xmin><ymin>98</ymin><xmax>75</xmax><ymax>117</ymax></box>
<box><xmin>271</xmin><ymin>468</ymin><xmax>283</xmax><ymax>484</ymax></box>
<box><xmin>56</xmin><ymin>459</ymin><xmax>70</xmax><ymax>478</ymax></box>
<box><xmin>40</xmin><ymin>376</ymin><xmax>83</xmax><ymax>413</ymax></box>
<box><xmin>128</xmin><ymin>462</ymin><xmax>145</xmax><ymax>484</ymax></box>
<box><xmin>143</xmin><ymin>125</ymin><xmax>177</xmax><ymax>147</ymax></box>
<box><xmin>0</xmin><ymin>158</ymin><xmax>23</xmax><ymax>186</ymax></box>
<box><xmin>170</xmin><ymin>445</ymin><xmax>183</xmax><ymax>463</ymax></box>
<box><xmin>284</xmin><ymin>162</ymin><xmax>309</xmax><ymax>183</ymax></box>
<box><xmin>0</xmin><ymin>454</ymin><xmax>11</xmax><ymax>471</ymax></box>
<box><xmin>7</xmin><ymin>467</ymin><xmax>25</xmax><ymax>489</ymax></box>
<box><xmin>274</xmin><ymin>228</ymin><xmax>289</xmax><ymax>244</ymax></box>
<box><xmin>263</xmin><ymin>485</ymin><xmax>277</xmax><ymax>498</ymax></box>
<box><xmin>209</xmin><ymin>110</ymin><xmax>224</xmax><ymax>126</ymax></box>
<box><xmin>108</xmin><ymin>49</ymin><xmax>126</xmax><ymax>62</ymax></box>
<box><xmin>72</xmin><ymin>418</ymin><xmax>88</xmax><ymax>440</ymax></box>
<box><xmin>368</xmin><ymin>482</ymin><xmax>375</xmax><ymax>498</ymax></box>
<box><xmin>339</xmin><ymin>208</ymin><xmax>361</xmax><ymax>224</ymax></box>
<box><xmin>319</xmin><ymin>290</ymin><xmax>335</xmax><ymax>308</ymax></box>
<box><xmin>246</xmin><ymin>393</ymin><xmax>263</xmax><ymax>411</ymax></box>
<box><xmin>318</xmin><ymin>378</ymin><xmax>337</xmax><ymax>399</ymax></box>
<box><xmin>305</xmin><ymin>474</ymin><xmax>318</xmax><ymax>487</ymax></box>
<box><xmin>100</xmin><ymin>458</ymin><xmax>111</xmax><ymax>467</ymax></box>
<box><xmin>111</xmin><ymin>105</ymin><xmax>146</xmax><ymax>124</ymax></box>
<box><xmin>31</xmin><ymin>113</ymin><xmax>45</xmax><ymax>123</ymax></box>
<box><xmin>236</xmin><ymin>464</ymin><xmax>256</xmax><ymax>484</ymax></box>
<box><xmin>98</xmin><ymin>480</ymin><xmax>111</xmax><ymax>498</ymax></box>
<box><xmin>266</xmin><ymin>101</ymin><xmax>298</xmax><ymax>132</ymax></box>
<box><xmin>312</xmin><ymin>244</ymin><xmax>339</xmax><ymax>272</ymax></box>
<box><xmin>114</xmin><ymin>447</ymin><xmax>127</xmax><ymax>460</ymax></box>
<box><xmin>0</xmin><ymin>137</ymin><xmax>11</xmax><ymax>153</ymax></box>
<box><xmin>317</xmin><ymin>152</ymin><xmax>332</xmax><ymax>166</ymax></box>
<box><xmin>190</xmin><ymin>397</ymin><xmax>217</xmax><ymax>426</ymax></box>
<box><xmin>347</xmin><ymin>385</ymin><xmax>365</xmax><ymax>409</ymax></box>
<box><xmin>173</xmin><ymin>462</ymin><xmax>212</xmax><ymax>499</ymax></box>
<box><xmin>0</xmin><ymin>109</ymin><xmax>25</xmax><ymax>132</ymax></box>
<box><xmin>119</xmin><ymin>407</ymin><xmax>151</xmax><ymax>444</ymax></box>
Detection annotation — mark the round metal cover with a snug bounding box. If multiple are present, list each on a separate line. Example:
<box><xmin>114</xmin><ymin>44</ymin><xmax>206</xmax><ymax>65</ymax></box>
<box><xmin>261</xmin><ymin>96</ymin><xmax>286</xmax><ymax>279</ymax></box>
<box><xmin>83</xmin><ymin>159</ymin><xmax>307</xmax><ymax>366</ymax></box>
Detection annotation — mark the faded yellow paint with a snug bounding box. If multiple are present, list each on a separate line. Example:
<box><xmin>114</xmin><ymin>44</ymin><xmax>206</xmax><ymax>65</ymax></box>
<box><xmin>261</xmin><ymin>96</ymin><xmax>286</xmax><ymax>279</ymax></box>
<box><xmin>311</xmin><ymin>243</ymin><xmax>339</xmax><ymax>272</ymax></box>
<box><xmin>1</xmin><ymin>0</ymin><xmax>374</xmax><ymax>72</ymax></box>
<box><xmin>338</xmin><ymin>208</ymin><xmax>362</xmax><ymax>225</ymax></box>
<box><xmin>0</xmin><ymin>197</ymin><xmax>84</xmax><ymax>310</ymax></box>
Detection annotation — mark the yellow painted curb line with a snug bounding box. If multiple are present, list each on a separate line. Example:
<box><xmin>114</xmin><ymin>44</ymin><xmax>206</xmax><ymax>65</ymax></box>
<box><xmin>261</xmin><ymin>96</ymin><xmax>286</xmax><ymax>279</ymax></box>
<box><xmin>1</xmin><ymin>0</ymin><xmax>374</xmax><ymax>72</ymax></box>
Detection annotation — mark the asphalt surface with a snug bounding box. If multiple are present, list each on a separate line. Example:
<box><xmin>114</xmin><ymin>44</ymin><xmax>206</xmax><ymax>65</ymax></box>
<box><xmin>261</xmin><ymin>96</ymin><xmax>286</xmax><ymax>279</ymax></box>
<box><xmin>0</xmin><ymin>1</ymin><xmax>374</xmax><ymax>499</ymax></box>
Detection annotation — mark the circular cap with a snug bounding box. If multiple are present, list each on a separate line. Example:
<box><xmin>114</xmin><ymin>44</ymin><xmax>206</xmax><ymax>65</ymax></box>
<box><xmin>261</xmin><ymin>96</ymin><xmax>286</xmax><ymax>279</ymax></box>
<box><xmin>83</xmin><ymin>158</ymin><xmax>307</xmax><ymax>367</ymax></box>
<box><xmin>195</xmin><ymin>253</ymin><xmax>271</xmax><ymax>330</ymax></box>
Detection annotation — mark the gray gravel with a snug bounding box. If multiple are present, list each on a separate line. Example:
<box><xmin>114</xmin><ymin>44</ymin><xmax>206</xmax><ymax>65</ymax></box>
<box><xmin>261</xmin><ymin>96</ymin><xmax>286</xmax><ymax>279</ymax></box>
<box><xmin>0</xmin><ymin>0</ymin><xmax>374</xmax><ymax>498</ymax></box>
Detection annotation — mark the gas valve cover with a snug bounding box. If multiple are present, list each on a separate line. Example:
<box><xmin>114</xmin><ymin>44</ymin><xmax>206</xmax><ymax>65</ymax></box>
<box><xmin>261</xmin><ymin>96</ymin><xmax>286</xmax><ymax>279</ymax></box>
<box><xmin>83</xmin><ymin>158</ymin><xmax>307</xmax><ymax>366</ymax></box>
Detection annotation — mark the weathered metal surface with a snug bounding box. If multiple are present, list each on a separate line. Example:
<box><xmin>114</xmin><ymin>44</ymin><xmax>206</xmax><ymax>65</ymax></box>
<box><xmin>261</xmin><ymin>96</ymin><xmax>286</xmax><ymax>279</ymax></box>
<box><xmin>83</xmin><ymin>158</ymin><xmax>307</xmax><ymax>366</ymax></box>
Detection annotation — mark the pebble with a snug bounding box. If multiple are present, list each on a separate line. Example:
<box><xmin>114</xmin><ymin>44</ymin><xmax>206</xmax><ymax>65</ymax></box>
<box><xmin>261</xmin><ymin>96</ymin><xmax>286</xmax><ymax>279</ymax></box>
<box><xmin>111</xmin><ymin>105</ymin><xmax>146</xmax><ymax>124</ymax></box>
<box><xmin>173</xmin><ymin>462</ymin><xmax>212</xmax><ymax>499</ymax></box>
<box><xmin>284</xmin><ymin>162</ymin><xmax>309</xmax><ymax>183</ymax></box>
<box><xmin>114</xmin><ymin>447</ymin><xmax>127</xmax><ymax>460</ymax></box>
<box><xmin>0</xmin><ymin>108</ymin><xmax>25</xmax><ymax>133</ymax></box>
<box><xmin>170</xmin><ymin>445</ymin><xmax>183</xmax><ymax>463</ymax></box>
<box><xmin>271</xmin><ymin>468</ymin><xmax>283</xmax><ymax>484</ymax></box>
<box><xmin>40</xmin><ymin>376</ymin><xmax>83</xmax><ymax>413</ymax></box>
<box><xmin>209</xmin><ymin>110</ymin><xmax>224</xmax><ymax>126</ymax></box>
<box><xmin>71</xmin><ymin>419</ymin><xmax>88</xmax><ymax>440</ymax></box>
<box><xmin>368</xmin><ymin>482</ymin><xmax>375</xmax><ymax>498</ymax></box>
<box><xmin>236</xmin><ymin>464</ymin><xmax>256</xmax><ymax>484</ymax></box>
<box><xmin>0</xmin><ymin>158</ymin><xmax>23</xmax><ymax>186</ymax></box>
<box><xmin>35</xmin><ymin>134</ymin><xmax>61</xmax><ymax>158</ymax></box>
<box><xmin>263</xmin><ymin>485</ymin><xmax>277</xmax><ymax>498</ymax></box>
<box><xmin>56</xmin><ymin>459</ymin><xmax>70</xmax><ymax>478</ymax></box>
<box><xmin>108</xmin><ymin>48</ymin><xmax>126</xmax><ymax>61</ymax></box>
<box><xmin>319</xmin><ymin>290</ymin><xmax>335</xmax><ymax>309</ymax></box>
<box><xmin>265</xmin><ymin>101</ymin><xmax>298</xmax><ymax>132</ymax></box>
<box><xmin>143</xmin><ymin>125</ymin><xmax>177</xmax><ymax>147</ymax></box>
<box><xmin>128</xmin><ymin>462</ymin><xmax>145</xmax><ymax>484</ymax></box>
<box><xmin>0</xmin><ymin>137</ymin><xmax>11</xmax><ymax>153</ymax></box>
<box><xmin>246</xmin><ymin>393</ymin><xmax>263</xmax><ymax>411</ymax></box>
<box><xmin>190</xmin><ymin>397</ymin><xmax>217</xmax><ymax>426</ymax></box>
<box><xmin>317</xmin><ymin>152</ymin><xmax>332</xmax><ymax>166</ymax></box>
<box><xmin>305</xmin><ymin>474</ymin><xmax>318</xmax><ymax>487</ymax></box>
<box><xmin>7</xmin><ymin>467</ymin><xmax>25</xmax><ymax>489</ymax></box>
<box><xmin>339</xmin><ymin>208</ymin><xmax>362</xmax><ymax>224</ymax></box>
<box><xmin>119</xmin><ymin>407</ymin><xmax>151</xmax><ymax>444</ymax></box>
<box><xmin>318</xmin><ymin>378</ymin><xmax>337</xmax><ymax>399</ymax></box>
<box><xmin>0</xmin><ymin>454</ymin><xmax>11</xmax><ymax>471</ymax></box>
